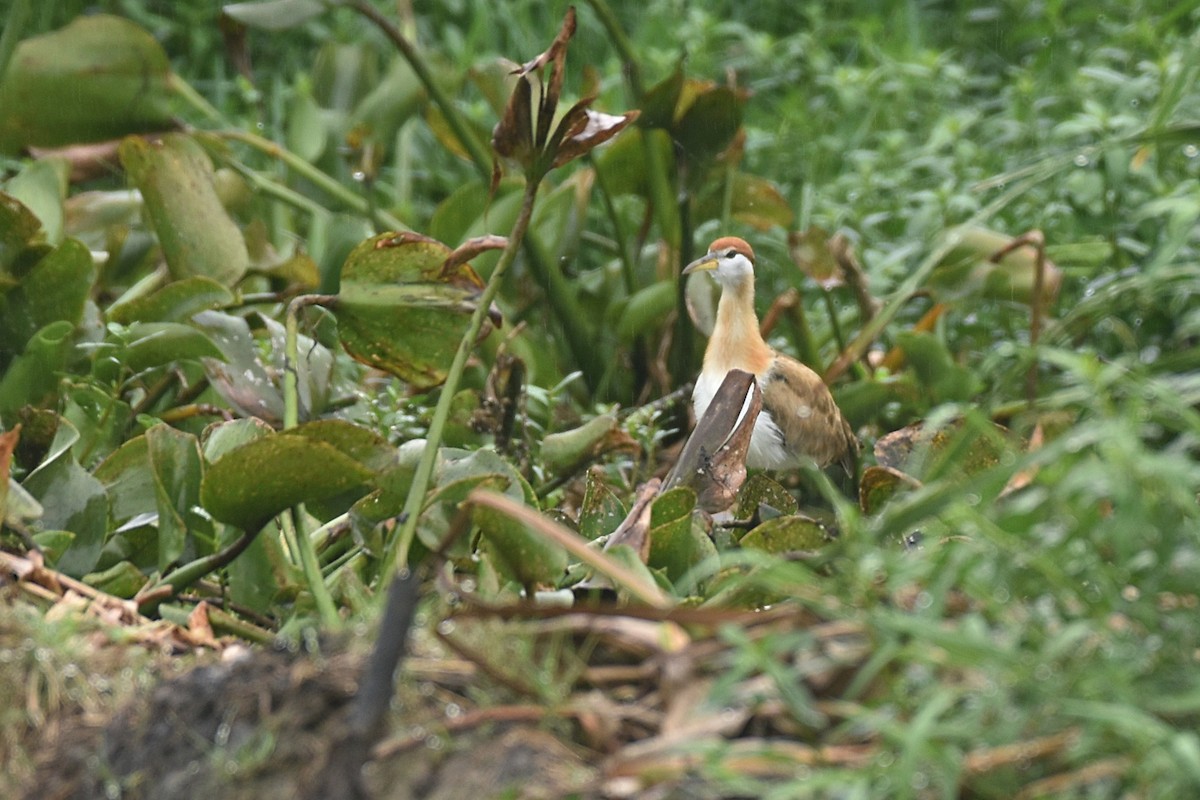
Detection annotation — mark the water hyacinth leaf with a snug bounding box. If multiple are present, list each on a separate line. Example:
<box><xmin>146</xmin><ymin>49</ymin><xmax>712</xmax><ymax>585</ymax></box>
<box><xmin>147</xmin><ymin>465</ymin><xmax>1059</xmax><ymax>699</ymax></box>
<box><xmin>638</xmin><ymin>65</ymin><xmax>685</xmax><ymax>130</ymax></box>
<box><xmin>874</xmin><ymin>416</ymin><xmax>1014</xmax><ymax>483</ymax></box>
<box><xmin>222</xmin><ymin>0</ymin><xmax>327</xmax><ymax>31</ymax></box>
<box><xmin>335</xmin><ymin>232</ymin><xmax>491</xmax><ymax>389</ymax></box>
<box><xmin>0</xmin><ymin>320</ymin><xmax>74</xmax><ymax>413</ymax></box>
<box><xmin>540</xmin><ymin>413</ymin><xmax>636</xmax><ymax>475</ymax></box>
<box><xmin>740</xmin><ymin>515</ymin><xmax>828</xmax><ymax>553</ymax></box>
<box><xmin>107</xmin><ymin>276</ymin><xmax>233</xmax><ymax>325</ymax></box>
<box><xmin>0</xmin><ymin>15</ymin><xmax>176</xmax><ymax>153</ymax></box>
<box><xmin>675</xmin><ymin>84</ymin><xmax>743</xmax><ymax>167</ymax></box>
<box><xmin>31</xmin><ymin>530</ymin><xmax>72</xmax><ymax>562</ymax></box>
<box><xmin>288</xmin><ymin>419</ymin><xmax>395</xmax><ymax>473</ymax></box>
<box><xmin>6</xmin><ymin>159</ymin><xmax>68</xmax><ymax>245</ymax></box>
<box><xmin>82</xmin><ymin>560</ymin><xmax>146</xmax><ymax>599</ymax></box>
<box><xmin>0</xmin><ymin>237</ymin><xmax>94</xmax><ymax>354</ymax></box>
<box><xmin>646</xmin><ymin>486</ymin><xmax>715</xmax><ymax>589</ymax></box>
<box><xmin>617</xmin><ymin>281</ymin><xmax>675</xmax><ymax>342</ymax></box>
<box><xmin>475</xmin><ymin>502</ymin><xmax>570</xmax><ymax>591</ymax></box>
<box><xmin>193</xmin><ymin>311</ymin><xmax>285</xmax><ymax>424</ymax></box>
<box><xmin>201</xmin><ymin>417</ymin><xmax>275</xmax><ymax>463</ymax></box>
<box><xmin>200</xmin><ymin>434</ymin><xmax>374</xmax><ymax>531</ymax></box>
<box><xmin>0</xmin><ymin>192</ymin><xmax>45</xmax><ymax>281</ymax></box>
<box><xmin>734</xmin><ymin>473</ymin><xmax>799</xmax><ymax>521</ymax></box>
<box><xmin>894</xmin><ymin>331</ymin><xmax>984</xmax><ymax>404</ymax></box>
<box><xmin>259</xmin><ymin>313</ymin><xmax>334</xmax><ymax>419</ymax></box>
<box><xmin>94</xmin><ymin>435</ymin><xmax>155</xmax><ymax>524</ymax></box>
<box><xmin>62</xmin><ymin>382</ymin><xmax>133</xmax><ymax>466</ymax></box>
<box><xmin>860</xmin><ymin>465</ymin><xmax>922</xmax><ymax>515</ymax></box>
<box><xmin>121</xmin><ymin>322</ymin><xmax>227</xmax><ymax>373</ymax></box>
<box><xmin>146</xmin><ymin>424</ymin><xmax>204</xmax><ymax>570</ymax></box>
<box><xmin>23</xmin><ymin>420</ymin><xmax>107</xmax><ymax>576</ymax></box>
<box><xmin>119</xmin><ymin>134</ymin><xmax>249</xmax><ymax>286</ymax></box>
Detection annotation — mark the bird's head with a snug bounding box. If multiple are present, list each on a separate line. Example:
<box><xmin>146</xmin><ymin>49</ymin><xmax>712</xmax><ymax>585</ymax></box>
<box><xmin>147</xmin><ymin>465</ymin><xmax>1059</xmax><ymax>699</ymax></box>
<box><xmin>683</xmin><ymin>236</ymin><xmax>756</xmax><ymax>288</ymax></box>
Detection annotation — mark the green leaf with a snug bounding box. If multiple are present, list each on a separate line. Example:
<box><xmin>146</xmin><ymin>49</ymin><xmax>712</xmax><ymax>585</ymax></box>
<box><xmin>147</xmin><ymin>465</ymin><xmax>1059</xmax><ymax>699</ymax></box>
<box><xmin>31</xmin><ymin>530</ymin><xmax>72</xmax><ymax>562</ymax></box>
<box><xmin>121</xmin><ymin>322</ymin><xmax>227</xmax><ymax>373</ymax></box>
<box><xmin>675</xmin><ymin>85</ymin><xmax>743</xmax><ymax>168</ymax></box>
<box><xmin>734</xmin><ymin>473</ymin><xmax>799</xmax><ymax>521</ymax></box>
<box><xmin>223</xmin><ymin>0</ymin><xmax>327</xmax><ymax>31</ymax></box>
<box><xmin>146</xmin><ymin>424</ymin><xmax>204</xmax><ymax>570</ymax></box>
<box><xmin>202</xmin><ymin>417</ymin><xmax>275</xmax><ymax>462</ymax></box>
<box><xmin>0</xmin><ymin>237</ymin><xmax>95</xmax><ymax>356</ymax></box>
<box><xmin>193</xmin><ymin>311</ymin><xmax>285</xmax><ymax>423</ymax></box>
<box><xmin>0</xmin><ymin>320</ymin><xmax>74</xmax><ymax>412</ymax></box>
<box><xmin>646</xmin><ymin>486</ymin><xmax>714</xmax><ymax>591</ymax></box>
<box><xmin>0</xmin><ymin>191</ymin><xmax>45</xmax><ymax>281</ymax></box>
<box><xmin>5</xmin><ymin>159</ymin><xmax>67</xmax><ymax>244</ymax></box>
<box><xmin>616</xmin><ymin>281</ymin><xmax>675</xmax><ymax>342</ymax></box>
<box><xmin>740</xmin><ymin>515</ymin><xmax>829</xmax><ymax>553</ymax></box>
<box><xmin>82</xmin><ymin>560</ymin><xmax>146</xmax><ymax>599</ymax></box>
<box><xmin>895</xmin><ymin>331</ymin><xmax>984</xmax><ymax>404</ymax></box>
<box><xmin>474</xmin><ymin>502</ymin><xmax>569</xmax><ymax>591</ymax></box>
<box><xmin>289</xmin><ymin>419</ymin><xmax>396</xmax><ymax>473</ymax></box>
<box><xmin>119</xmin><ymin>133</ymin><xmax>249</xmax><ymax>286</ymax></box>
<box><xmin>23</xmin><ymin>419</ymin><xmax>108</xmax><ymax>576</ymax></box>
<box><xmin>0</xmin><ymin>15</ymin><xmax>176</xmax><ymax>153</ymax></box>
<box><xmin>107</xmin><ymin>276</ymin><xmax>234</xmax><ymax>325</ymax></box>
<box><xmin>200</xmin><ymin>434</ymin><xmax>374</xmax><ymax>531</ymax></box>
<box><xmin>94</xmin><ymin>435</ymin><xmax>155</xmax><ymax>524</ymax></box>
<box><xmin>62</xmin><ymin>382</ymin><xmax>133</xmax><ymax>467</ymax></box>
<box><xmin>335</xmin><ymin>232</ymin><xmax>490</xmax><ymax>389</ymax></box>
<box><xmin>540</xmin><ymin>413</ymin><xmax>628</xmax><ymax>474</ymax></box>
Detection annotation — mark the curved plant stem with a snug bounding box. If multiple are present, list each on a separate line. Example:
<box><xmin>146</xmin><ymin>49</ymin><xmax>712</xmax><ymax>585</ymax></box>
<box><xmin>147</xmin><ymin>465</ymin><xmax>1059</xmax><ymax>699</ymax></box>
<box><xmin>340</xmin><ymin>0</ymin><xmax>493</xmax><ymax>184</ymax></box>
<box><xmin>381</xmin><ymin>177</ymin><xmax>543</xmax><ymax>576</ymax></box>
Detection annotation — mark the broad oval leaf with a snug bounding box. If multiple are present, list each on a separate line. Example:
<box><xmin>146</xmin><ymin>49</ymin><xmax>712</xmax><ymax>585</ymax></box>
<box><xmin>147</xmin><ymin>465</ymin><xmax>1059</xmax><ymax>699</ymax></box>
<box><xmin>335</xmin><ymin>232</ymin><xmax>490</xmax><ymax>389</ymax></box>
<box><xmin>475</xmin><ymin>502</ymin><xmax>570</xmax><ymax>591</ymax></box>
<box><xmin>0</xmin><ymin>15</ymin><xmax>176</xmax><ymax>153</ymax></box>
<box><xmin>121</xmin><ymin>322</ymin><xmax>227</xmax><ymax>372</ymax></box>
<box><xmin>200</xmin><ymin>434</ymin><xmax>374</xmax><ymax>531</ymax></box>
<box><xmin>119</xmin><ymin>134</ymin><xmax>249</xmax><ymax>286</ymax></box>
<box><xmin>740</xmin><ymin>514</ymin><xmax>829</xmax><ymax>553</ymax></box>
<box><xmin>107</xmin><ymin>276</ymin><xmax>233</xmax><ymax>325</ymax></box>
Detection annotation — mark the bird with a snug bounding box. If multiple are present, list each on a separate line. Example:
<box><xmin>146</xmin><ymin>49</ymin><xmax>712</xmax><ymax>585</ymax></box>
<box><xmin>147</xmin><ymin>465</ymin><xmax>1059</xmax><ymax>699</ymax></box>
<box><xmin>684</xmin><ymin>236</ymin><xmax>858</xmax><ymax>474</ymax></box>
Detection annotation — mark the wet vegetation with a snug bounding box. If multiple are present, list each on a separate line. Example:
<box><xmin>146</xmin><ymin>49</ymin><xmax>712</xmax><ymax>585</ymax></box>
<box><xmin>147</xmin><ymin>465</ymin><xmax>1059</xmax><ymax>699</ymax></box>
<box><xmin>2</xmin><ymin>0</ymin><xmax>1200</xmax><ymax>796</ymax></box>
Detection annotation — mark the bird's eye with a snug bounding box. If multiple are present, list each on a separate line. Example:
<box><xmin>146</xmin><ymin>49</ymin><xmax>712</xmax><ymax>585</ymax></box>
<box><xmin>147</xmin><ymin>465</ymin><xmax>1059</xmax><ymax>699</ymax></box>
<box><xmin>724</xmin><ymin>250</ymin><xmax>736</xmax><ymax>259</ymax></box>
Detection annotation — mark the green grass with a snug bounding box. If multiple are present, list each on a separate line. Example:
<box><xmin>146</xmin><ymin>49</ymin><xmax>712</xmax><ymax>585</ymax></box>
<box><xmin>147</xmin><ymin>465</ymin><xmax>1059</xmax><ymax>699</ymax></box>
<box><xmin>3</xmin><ymin>0</ymin><xmax>1200</xmax><ymax>796</ymax></box>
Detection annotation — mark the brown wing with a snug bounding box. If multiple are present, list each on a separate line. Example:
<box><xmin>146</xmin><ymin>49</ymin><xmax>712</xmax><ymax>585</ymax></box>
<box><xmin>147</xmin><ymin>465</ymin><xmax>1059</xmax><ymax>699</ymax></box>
<box><xmin>760</xmin><ymin>353</ymin><xmax>858</xmax><ymax>473</ymax></box>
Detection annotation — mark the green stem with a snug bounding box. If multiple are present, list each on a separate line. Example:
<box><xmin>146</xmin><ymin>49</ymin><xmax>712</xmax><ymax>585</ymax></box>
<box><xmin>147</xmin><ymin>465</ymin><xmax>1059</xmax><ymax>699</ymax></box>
<box><xmin>170</xmin><ymin>73</ymin><xmax>226</xmax><ymax>125</ymax></box>
<box><xmin>283</xmin><ymin>506</ymin><xmax>341</xmax><ymax>627</ymax></box>
<box><xmin>0</xmin><ymin>0</ymin><xmax>31</xmax><ymax>88</ymax></box>
<box><xmin>282</xmin><ymin>294</ymin><xmax>342</xmax><ymax>627</ymax></box>
<box><xmin>341</xmin><ymin>0</ymin><xmax>492</xmax><ymax>183</ymax></box>
<box><xmin>216</xmin><ymin>129</ymin><xmax>408</xmax><ymax>231</ymax></box>
<box><xmin>382</xmin><ymin>176</ymin><xmax>543</xmax><ymax>576</ymax></box>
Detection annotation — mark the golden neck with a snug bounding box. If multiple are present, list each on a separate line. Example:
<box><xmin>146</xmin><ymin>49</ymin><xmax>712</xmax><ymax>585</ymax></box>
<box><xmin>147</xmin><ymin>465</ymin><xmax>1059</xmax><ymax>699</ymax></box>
<box><xmin>705</xmin><ymin>276</ymin><xmax>772</xmax><ymax>375</ymax></box>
